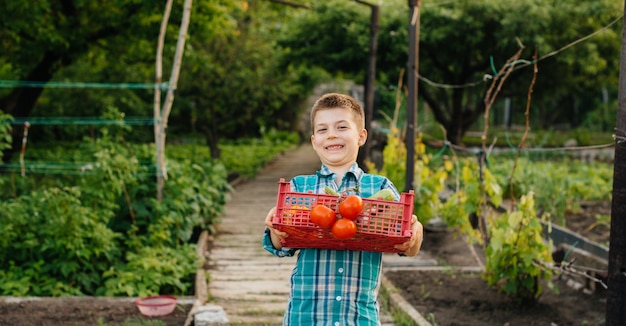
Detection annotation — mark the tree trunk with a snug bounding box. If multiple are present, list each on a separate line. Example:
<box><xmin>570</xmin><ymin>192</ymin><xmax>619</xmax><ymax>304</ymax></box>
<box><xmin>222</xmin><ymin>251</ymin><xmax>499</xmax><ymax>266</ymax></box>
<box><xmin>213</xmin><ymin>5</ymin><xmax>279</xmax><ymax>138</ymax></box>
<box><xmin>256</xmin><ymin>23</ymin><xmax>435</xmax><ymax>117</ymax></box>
<box><xmin>155</xmin><ymin>0</ymin><xmax>193</xmax><ymax>201</ymax></box>
<box><xmin>154</xmin><ymin>0</ymin><xmax>174</xmax><ymax>201</ymax></box>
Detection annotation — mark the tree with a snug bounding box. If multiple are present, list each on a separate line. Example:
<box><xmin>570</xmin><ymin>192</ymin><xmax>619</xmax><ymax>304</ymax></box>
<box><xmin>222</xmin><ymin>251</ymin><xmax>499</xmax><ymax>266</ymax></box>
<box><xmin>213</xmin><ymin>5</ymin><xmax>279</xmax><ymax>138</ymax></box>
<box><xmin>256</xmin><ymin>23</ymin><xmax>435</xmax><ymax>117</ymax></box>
<box><xmin>277</xmin><ymin>0</ymin><xmax>623</xmax><ymax>144</ymax></box>
<box><xmin>0</xmin><ymin>0</ymin><xmax>166</xmax><ymax>162</ymax></box>
<box><xmin>176</xmin><ymin>0</ymin><xmax>324</xmax><ymax>158</ymax></box>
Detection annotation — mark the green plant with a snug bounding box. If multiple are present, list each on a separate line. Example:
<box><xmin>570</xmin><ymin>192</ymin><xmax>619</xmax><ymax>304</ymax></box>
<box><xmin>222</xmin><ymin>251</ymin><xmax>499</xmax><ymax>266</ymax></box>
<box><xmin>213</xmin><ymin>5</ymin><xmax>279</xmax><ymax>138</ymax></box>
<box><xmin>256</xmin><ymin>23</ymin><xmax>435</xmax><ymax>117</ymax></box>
<box><xmin>0</xmin><ymin>187</ymin><xmax>119</xmax><ymax>296</ymax></box>
<box><xmin>0</xmin><ymin>112</ymin><xmax>12</xmax><ymax>161</ymax></box>
<box><xmin>366</xmin><ymin>127</ymin><xmax>449</xmax><ymax>225</ymax></box>
<box><xmin>426</xmin><ymin>312</ymin><xmax>438</xmax><ymax>326</ymax></box>
<box><xmin>101</xmin><ymin>245</ymin><xmax>198</xmax><ymax>297</ymax></box>
<box><xmin>0</xmin><ymin>114</ymin><xmax>232</xmax><ymax>297</ymax></box>
<box><xmin>378</xmin><ymin>284</ymin><xmax>416</xmax><ymax>326</ymax></box>
<box><xmin>482</xmin><ymin>192</ymin><xmax>554</xmax><ymax>304</ymax></box>
<box><xmin>122</xmin><ymin>318</ymin><xmax>167</xmax><ymax>326</ymax></box>
<box><xmin>167</xmin><ymin>133</ymin><xmax>298</xmax><ymax>179</ymax></box>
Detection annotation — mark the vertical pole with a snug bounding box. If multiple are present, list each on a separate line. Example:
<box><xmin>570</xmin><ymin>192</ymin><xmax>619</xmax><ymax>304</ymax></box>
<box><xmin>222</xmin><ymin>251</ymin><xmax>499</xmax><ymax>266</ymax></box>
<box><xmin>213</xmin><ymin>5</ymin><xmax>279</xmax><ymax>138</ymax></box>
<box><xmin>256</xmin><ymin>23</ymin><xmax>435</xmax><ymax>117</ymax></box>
<box><xmin>356</xmin><ymin>1</ymin><xmax>379</xmax><ymax>171</ymax></box>
<box><xmin>606</xmin><ymin>2</ymin><xmax>626</xmax><ymax>324</ymax></box>
<box><xmin>364</xmin><ymin>5</ymin><xmax>379</xmax><ymax>162</ymax></box>
<box><xmin>155</xmin><ymin>0</ymin><xmax>173</xmax><ymax>201</ymax></box>
<box><xmin>405</xmin><ymin>0</ymin><xmax>420</xmax><ymax>192</ymax></box>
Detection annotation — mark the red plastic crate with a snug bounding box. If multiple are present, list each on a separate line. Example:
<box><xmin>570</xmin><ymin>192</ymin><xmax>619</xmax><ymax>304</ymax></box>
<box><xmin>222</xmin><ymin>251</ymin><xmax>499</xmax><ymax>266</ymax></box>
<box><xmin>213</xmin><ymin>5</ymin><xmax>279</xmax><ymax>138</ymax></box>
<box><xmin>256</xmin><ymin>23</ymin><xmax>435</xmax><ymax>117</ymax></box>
<box><xmin>272</xmin><ymin>178</ymin><xmax>415</xmax><ymax>253</ymax></box>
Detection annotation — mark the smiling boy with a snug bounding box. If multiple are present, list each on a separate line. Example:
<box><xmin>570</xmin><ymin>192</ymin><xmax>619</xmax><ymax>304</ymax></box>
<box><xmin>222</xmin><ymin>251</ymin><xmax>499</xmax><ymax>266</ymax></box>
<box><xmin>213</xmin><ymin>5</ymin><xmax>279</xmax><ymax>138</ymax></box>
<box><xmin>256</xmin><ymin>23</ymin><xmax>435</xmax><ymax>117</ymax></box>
<box><xmin>263</xmin><ymin>92</ymin><xmax>424</xmax><ymax>325</ymax></box>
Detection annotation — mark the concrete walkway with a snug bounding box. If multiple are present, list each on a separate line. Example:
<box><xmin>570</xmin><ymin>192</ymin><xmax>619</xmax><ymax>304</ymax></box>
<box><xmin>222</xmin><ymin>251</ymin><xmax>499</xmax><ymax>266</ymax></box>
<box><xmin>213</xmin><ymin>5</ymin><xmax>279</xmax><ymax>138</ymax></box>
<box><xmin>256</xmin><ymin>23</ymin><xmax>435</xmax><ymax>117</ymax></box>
<box><xmin>206</xmin><ymin>144</ymin><xmax>432</xmax><ymax>325</ymax></box>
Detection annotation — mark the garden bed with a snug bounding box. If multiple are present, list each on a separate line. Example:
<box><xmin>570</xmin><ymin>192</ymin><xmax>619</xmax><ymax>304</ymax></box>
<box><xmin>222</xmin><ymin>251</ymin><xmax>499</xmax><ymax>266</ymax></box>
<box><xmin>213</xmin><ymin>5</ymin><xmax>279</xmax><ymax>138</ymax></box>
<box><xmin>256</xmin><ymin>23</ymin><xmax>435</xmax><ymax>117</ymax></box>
<box><xmin>385</xmin><ymin>200</ymin><xmax>611</xmax><ymax>326</ymax></box>
<box><xmin>0</xmin><ymin>297</ymin><xmax>193</xmax><ymax>326</ymax></box>
<box><xmin>0</xmin><ymin>201</ymin><xmax>611</xmax><ymax>325</ymax></box>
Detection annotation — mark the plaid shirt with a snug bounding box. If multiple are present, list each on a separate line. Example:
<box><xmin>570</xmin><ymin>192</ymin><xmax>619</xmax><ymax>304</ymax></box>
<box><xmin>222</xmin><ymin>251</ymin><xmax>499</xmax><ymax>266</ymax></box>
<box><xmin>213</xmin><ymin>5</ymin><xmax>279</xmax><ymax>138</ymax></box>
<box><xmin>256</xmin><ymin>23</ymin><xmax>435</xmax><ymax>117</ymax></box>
<box><xmin>263</xmin><ymin>163</ymin><xmax>400</xmax><ymax>326</ymax></box>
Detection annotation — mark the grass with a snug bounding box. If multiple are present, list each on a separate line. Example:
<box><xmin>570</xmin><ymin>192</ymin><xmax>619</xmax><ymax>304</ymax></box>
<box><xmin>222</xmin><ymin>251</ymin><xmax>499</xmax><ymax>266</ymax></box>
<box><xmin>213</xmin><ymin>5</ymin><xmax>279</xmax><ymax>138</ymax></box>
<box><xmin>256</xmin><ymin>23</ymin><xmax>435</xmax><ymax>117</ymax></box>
<box><xmin>379</xmin><ymin>282</ymin><xmax>419</xmax><ymax>326</ymax></box>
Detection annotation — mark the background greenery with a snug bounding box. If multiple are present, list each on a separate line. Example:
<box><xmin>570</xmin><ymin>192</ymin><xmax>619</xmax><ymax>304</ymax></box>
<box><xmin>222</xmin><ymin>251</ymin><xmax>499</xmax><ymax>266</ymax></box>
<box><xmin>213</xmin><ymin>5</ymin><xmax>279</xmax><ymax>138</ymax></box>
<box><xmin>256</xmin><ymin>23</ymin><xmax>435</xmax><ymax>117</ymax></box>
<box><xmin>0</xmin><ymin>0</ymin><xmax>621</xmax><ymax>298</ymax></box>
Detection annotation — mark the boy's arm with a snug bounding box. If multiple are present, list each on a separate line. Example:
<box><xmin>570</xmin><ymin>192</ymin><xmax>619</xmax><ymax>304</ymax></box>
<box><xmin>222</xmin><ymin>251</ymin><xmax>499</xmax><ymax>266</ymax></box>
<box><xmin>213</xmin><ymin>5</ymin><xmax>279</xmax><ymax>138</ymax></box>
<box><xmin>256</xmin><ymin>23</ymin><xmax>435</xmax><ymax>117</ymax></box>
<box><xmin>377</xmin><ymin>176</ymin><xmax>422</xmax><ymax>256</ymax></box>
<box><xmin>263</xmin><ymin>206</ymin><xmax>297</xmax><ymax>257</ymax></box>
<box><xmin>264</xmin><ymin>207</ymin><xmax>286</xmax><ymax>249</ymax></box>
<box><xmin>393</xmin><ymin>215</ymin><xmax>424</xmax><ymax>256</ymax></box>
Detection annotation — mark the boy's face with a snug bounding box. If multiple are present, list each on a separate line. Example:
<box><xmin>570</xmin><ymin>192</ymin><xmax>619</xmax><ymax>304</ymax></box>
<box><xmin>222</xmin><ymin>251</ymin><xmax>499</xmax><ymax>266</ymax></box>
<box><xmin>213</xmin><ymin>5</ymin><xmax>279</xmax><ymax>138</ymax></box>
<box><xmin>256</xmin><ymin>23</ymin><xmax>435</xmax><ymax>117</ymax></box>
<box><xmin>311</xmin><ymin>107</ymin><xmax>367</xmax><ymax>171</ymax></box>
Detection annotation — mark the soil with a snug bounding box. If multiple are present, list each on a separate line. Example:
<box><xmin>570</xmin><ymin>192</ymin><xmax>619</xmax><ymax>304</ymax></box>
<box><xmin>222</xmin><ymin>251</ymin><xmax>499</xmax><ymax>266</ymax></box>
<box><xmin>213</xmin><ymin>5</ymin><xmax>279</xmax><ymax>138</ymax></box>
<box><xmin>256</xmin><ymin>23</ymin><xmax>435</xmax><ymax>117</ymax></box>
<box><xmin>385</xmin><ymin>201</ymin><xmax>611</xmax><ymax>326</ymax></box>
<box><xmin>0</xmin><ymin>297</ymin><xmax>192</xmax><ymax>326</ymax></box>
<box><xmin>0</xmin><ymin>201</ymin><xmax>611</xmax><ymax>326</ymax></box>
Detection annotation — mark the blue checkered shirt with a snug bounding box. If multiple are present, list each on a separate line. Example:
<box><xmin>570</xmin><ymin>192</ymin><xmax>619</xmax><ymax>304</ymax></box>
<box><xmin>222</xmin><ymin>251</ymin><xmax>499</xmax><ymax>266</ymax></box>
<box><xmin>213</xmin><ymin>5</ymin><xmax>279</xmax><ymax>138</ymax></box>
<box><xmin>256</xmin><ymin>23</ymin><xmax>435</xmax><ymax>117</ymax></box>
<box><xmin>263</xmin><ymin>163</ymin><xmax>400</xmax><ymax>326</ymax></box>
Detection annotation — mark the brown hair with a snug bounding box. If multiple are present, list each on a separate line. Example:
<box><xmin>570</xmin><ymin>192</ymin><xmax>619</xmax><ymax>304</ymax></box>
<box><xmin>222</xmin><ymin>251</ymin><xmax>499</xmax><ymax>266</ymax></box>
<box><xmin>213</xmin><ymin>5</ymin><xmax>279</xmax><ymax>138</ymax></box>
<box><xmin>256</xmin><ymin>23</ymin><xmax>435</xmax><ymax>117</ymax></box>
<box><xmin>310</xmin><ymin>93</ymin><xmax>365</xmax><ymax>132</ymax></box>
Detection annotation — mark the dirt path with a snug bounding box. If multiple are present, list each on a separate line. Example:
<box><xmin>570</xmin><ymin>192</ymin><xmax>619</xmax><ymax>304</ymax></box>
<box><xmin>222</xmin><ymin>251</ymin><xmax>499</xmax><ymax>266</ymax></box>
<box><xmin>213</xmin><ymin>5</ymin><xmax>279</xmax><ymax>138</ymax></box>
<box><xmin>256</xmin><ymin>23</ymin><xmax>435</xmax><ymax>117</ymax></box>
<box><xmin>206</xmin><ymin>144</ymin><xmax>321</xmax><ymax>325</ymax></box>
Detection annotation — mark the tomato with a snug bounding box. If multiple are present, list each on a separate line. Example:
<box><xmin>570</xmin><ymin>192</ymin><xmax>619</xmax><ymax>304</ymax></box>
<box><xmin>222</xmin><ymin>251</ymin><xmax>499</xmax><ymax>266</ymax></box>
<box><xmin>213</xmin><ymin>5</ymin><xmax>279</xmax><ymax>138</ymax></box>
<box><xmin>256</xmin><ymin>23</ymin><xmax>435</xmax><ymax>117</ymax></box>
<box><xmin>338</xmin><ymin>195</ymin><xmax>364</xmax><ymax>220</ymax></box>
<box><xmin>331</xmin><ymin>218</ymin><xmax>357</xmax><ymax>239</ymax></box>
<box><xmin>309</xmin><ymin>204</ymin><xmax>336</xmax><ymax>228</ymax></box>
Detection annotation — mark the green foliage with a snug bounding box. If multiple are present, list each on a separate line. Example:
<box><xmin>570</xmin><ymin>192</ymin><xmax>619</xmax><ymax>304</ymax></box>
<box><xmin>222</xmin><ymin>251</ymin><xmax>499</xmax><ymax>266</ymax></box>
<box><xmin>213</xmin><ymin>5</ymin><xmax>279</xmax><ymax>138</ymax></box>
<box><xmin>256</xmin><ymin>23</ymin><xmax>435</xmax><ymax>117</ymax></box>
<box><xmin>366</xmin><ymin>127</ymin><xmax>406</xmax><ymax>191</ymax></box>
<box><xmin>176</xmin><ymin>1</ymin><xmax>322</xmax><ymax>152</ymax></box>
<box><xmin>0</xmin><ymin>187</ymin><xmax>119</xmax><ymax>296</ymax></box>
<box><xmin>151</xmin><ymin>159</ymin><xmax>231</xmax><ymax>241</ymax></box>
<box><xmin>372</xmin><ymin>127</ymin><xmax>615</xmax><ymax>303</ymax></box>
<box><xmin>366</xmin><ymin>127</ymin><xmax>449</xmax><ymax>225</ymax></box>
<box><xmin>277</xmin><ymin>0</ymin><xmax>370</xmax><ymax>79</ymax></box>
<box><xmin>0</xmin><ymin>112</ymin><xmax>12</xmax><ymax>160</ymax></box>
<box><xmin>0</xmin><ymin>109</ymin><xmax>296</xmax><ymax>297</ymax></box>
<box><xmin>0</xmin><ymin>118</ymin><xmax>233</xmax><ymax>297</ymax></box>
<box><xmin>490</xmin><ymin>157</ymin><xmax>613</xmax><ymax>225</ymax></box>
<box><xmin>168</xmin><ymin>130</ymin><xmax>299</xmax><ymax>179</ymax></box>
<box><xmin>482</xmin><ymin>193</ymin><xmax>554</xmax><ymax>303</ymax></box>
<box><xmin>277</xmin><ymin>0</ymin><xmax>622</xmax><ymax>143</ymax></box>
<box><xmin>439</xmin><ymin>158</ymin><xmax>504</xmax><ymax>245</ymax></box>
<box><xmin>101</xmin><ymin>245</ymin><xmax>198</xmax><ymax>297</ymax></box>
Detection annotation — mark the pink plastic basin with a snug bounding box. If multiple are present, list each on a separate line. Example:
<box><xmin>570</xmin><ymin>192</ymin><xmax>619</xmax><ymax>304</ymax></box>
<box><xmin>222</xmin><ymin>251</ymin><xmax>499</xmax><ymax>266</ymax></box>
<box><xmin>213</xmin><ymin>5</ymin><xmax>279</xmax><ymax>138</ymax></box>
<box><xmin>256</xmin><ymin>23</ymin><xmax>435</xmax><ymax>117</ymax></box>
<box><xmin>135</xmin><ymin>295</ymin><xmax>178</xmax><ymax>316</ymax></box>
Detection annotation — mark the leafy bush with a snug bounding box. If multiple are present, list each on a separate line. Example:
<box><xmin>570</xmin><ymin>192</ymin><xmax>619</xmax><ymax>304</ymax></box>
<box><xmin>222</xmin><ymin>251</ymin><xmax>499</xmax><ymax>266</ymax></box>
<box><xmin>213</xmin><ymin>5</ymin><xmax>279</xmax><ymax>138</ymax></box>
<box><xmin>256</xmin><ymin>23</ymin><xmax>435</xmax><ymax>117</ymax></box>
<box><xmin>370</xmin><ymin>128</ymin><xmax>616</xmax><ymax>304</ymax></box>
<box><xmin>0</xmin><ymin>115</ymin><xmax>232</xmax><ymax>296</ymax></box>
<box><xmin>0</xmin><ymin>112</ymin><xmax>12</xmax><ymax>161</ymax></box>
<box><xmin>482</xmin><ymin>193</ymin><xmax>554</xmax><ymax>304</ymax></box>
<box><xmin>365</xmin><ymin>127</ymin><xmax>450</xmax><ymax>225</ymax></box>
<box><xmin>167</xmin><ymin>129</ymin><xmax>299</xmax><ymax>179</ymax></box>
<box><xmin>0</xmin><ymin>187</ymin><xmax>119</xmax><ymax>296</ymax></box>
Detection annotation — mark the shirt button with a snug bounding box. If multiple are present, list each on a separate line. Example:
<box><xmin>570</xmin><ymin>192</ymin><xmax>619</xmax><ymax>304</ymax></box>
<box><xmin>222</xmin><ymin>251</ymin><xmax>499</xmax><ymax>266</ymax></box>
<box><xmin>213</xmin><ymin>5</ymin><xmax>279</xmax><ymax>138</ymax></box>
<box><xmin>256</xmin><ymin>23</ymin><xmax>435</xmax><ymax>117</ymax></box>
<box><xmin>334</xmin><ymin>322</ymin><xmax>340</xmax><ymax>326</ymax></box>
<box><xmin>338</xmin><ymin>268</ymin><xmax>344</xmax><ymax>273</ymax></box>
<box><xmin>336</xmin><ymin>296</ymin><xmax>342</xmax><ymax>301</ymax></box>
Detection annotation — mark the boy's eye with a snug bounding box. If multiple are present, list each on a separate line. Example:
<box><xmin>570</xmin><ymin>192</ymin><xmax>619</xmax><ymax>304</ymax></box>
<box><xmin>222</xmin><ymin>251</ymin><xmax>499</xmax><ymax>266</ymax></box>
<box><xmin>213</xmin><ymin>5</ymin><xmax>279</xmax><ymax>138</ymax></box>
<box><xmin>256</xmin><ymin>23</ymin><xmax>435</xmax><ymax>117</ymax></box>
<box><xmin>316</xmin><ymin>128</ymin><xmax>327</xmax><ymax>133</ymax></box>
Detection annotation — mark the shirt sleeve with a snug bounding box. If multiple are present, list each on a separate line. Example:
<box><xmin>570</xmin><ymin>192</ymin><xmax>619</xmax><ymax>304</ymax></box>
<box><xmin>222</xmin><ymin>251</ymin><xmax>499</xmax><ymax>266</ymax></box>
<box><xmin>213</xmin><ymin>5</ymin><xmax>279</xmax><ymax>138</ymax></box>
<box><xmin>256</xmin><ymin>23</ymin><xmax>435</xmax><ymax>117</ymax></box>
<box><xmin>263</xmin><ymin>227</ymin><xmax>297</xmax><ymax>257</ymax></box>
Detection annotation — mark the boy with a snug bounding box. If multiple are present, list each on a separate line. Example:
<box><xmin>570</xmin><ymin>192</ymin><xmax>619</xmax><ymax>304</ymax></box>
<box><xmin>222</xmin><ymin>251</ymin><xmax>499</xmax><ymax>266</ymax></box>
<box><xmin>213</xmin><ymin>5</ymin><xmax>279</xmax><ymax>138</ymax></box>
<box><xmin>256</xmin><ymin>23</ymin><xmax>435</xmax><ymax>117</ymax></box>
<box><xmin>263</xmin><ymin>93</ymin><xmax>424</xmax><ymax>325</ymax></box>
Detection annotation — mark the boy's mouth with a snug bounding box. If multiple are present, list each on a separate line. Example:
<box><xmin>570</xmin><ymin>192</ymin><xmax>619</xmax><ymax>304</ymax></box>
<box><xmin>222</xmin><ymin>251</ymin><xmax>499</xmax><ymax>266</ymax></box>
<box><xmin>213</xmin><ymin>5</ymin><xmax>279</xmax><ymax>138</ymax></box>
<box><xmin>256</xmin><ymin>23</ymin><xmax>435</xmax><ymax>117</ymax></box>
<box><xmin>325</xmin><ymin>144</ymin><xmax>344</xmax><ymax>151</ymax></box>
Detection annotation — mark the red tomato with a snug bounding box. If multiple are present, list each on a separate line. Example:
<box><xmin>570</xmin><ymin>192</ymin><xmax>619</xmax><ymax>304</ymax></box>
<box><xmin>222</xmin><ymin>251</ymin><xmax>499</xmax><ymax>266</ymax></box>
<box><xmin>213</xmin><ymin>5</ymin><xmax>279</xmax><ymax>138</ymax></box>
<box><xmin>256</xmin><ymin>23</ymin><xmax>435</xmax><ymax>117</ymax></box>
<box><xmin>331</xmin><ymin>218</ymin><xmax>357</xmax><ymax>239</ymax></box>
<box><xmin>338</xmin><ymin>195</ymin><xmax>364</xmax><ymax>220</ymax></box>
<box><xmin>309</xmin><ymin>204</ymin><xmax>336</xmax><ymax>228</ymax></box>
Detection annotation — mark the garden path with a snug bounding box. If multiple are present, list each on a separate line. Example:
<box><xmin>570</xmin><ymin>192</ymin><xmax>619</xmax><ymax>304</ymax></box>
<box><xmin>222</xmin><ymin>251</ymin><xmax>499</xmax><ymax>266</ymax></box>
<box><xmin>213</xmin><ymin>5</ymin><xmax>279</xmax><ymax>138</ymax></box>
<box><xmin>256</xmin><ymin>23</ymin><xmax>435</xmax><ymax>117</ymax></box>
<box><xmin>206</xmin><ymin>143</ymin><xmax>320</xmax><ymax>325</ymax></box>
<box><xmin>206</xmin><ymin>143</ymin><xmax>437</xmax><ymax>325</ymax></box>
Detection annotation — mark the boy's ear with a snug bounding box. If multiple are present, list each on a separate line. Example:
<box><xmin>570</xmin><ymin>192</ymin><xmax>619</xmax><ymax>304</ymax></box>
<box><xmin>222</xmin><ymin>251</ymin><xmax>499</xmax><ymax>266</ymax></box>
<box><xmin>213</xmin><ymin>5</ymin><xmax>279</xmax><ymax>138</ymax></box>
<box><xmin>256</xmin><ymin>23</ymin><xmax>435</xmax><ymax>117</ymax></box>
<box><xmin>358</xmin><ymin>129</ymin><xmax>368</xmax><ymax>146</ymax></box>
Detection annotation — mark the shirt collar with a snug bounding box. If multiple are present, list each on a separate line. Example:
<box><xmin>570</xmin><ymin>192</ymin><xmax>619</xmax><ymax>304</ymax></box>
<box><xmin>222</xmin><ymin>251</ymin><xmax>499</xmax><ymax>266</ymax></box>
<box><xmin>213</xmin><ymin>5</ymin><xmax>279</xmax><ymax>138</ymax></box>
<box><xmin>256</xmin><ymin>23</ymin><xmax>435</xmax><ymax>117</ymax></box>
<box><xmin>317</xmin><ymin>163</ymin><xmax>364</xmax><ymax>181</ymax></box>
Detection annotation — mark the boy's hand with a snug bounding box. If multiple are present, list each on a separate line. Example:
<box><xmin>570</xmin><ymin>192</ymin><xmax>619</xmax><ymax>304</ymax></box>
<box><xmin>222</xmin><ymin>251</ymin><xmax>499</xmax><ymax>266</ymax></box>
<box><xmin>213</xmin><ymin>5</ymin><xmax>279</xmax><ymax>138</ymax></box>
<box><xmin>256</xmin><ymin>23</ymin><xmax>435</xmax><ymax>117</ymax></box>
<box><xmin>394</xmin><ymin>215</ymin><xmax>423</xmax><ymax>257</ymax></box>
<box><xmin>264</xmin><ymin>207</ymin><xmax>288</xmax><ymax>249</ymax></box>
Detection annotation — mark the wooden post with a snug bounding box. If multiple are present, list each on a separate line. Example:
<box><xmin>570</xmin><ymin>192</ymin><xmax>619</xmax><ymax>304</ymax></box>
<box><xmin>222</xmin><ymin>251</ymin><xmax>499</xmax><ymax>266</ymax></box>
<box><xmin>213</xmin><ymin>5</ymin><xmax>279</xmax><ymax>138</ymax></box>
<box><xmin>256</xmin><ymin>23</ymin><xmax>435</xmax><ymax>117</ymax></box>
<box><xmin>355</xmin><ymin>1</ymin><xmax>379</xmax><ymax>170</ymax></box>
<box><xmin>606</xmin><ymin>2</ymin><xmax>626</xmax><ymax>324</ymax></box>
<box><xmin>405</xmin><ymin>0</ymin><xmax>420</xmax><ymax>192</ymax></box>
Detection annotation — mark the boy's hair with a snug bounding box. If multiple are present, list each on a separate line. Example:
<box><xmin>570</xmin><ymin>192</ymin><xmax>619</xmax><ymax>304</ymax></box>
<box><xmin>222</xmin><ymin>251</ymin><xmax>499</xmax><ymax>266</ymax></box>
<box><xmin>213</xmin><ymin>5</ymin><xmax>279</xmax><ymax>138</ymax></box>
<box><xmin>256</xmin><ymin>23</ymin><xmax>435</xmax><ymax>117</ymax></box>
<box><xmin>310</xmin><ymin>93</ymin><xmax>365</xmax><ymax>132</ymax></box>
